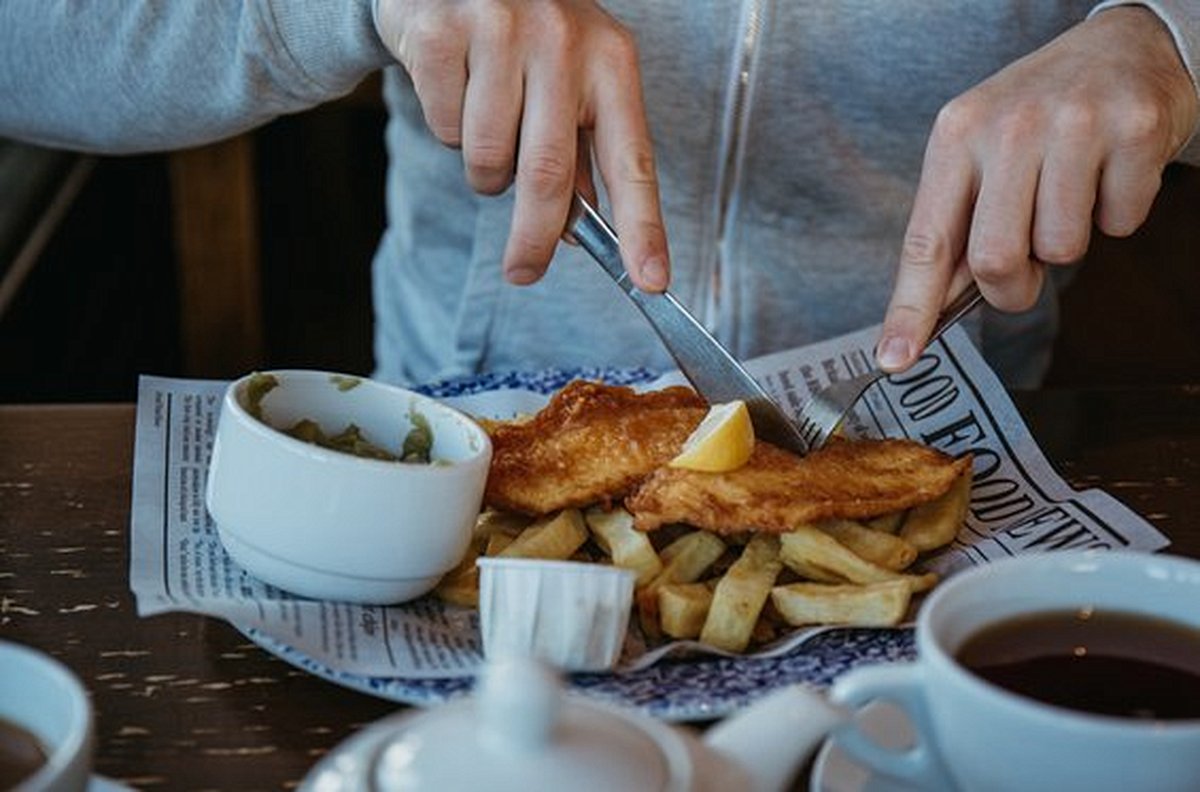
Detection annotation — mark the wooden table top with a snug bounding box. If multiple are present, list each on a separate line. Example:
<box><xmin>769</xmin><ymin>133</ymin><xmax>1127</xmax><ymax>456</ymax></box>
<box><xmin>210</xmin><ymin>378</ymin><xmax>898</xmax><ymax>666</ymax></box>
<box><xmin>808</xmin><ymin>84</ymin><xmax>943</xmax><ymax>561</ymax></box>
<box><xmin>1</xmin><ymin>387</ymin><xmax>1198</xmax><ymax>789</ymax></box>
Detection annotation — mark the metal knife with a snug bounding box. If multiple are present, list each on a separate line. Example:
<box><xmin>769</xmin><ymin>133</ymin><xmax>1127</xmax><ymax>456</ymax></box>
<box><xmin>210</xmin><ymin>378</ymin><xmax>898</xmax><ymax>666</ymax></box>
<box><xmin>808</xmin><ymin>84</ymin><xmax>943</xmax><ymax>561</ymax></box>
<box><xmin>566</xmin><ymin>192</ymin><xmax>810</xmax><ymax>456</ymax></box>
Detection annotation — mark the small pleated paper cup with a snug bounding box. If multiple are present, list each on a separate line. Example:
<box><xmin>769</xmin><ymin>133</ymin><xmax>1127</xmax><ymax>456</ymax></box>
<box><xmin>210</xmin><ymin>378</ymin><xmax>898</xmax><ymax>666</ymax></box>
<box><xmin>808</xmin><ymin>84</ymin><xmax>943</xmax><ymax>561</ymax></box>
<box><xmin>477</xmin><ymin>558</ymin><xmax>636</xmax><ymax>672</ymax></box>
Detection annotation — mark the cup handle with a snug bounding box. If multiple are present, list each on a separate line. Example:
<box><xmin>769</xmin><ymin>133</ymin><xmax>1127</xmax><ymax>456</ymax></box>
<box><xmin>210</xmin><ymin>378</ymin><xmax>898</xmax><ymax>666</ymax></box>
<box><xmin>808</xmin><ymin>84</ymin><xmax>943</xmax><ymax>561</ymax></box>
<box><xmin>829</xmin><ymin>662</ymin><xmax>956</xmax><ymax>789</ymax></box>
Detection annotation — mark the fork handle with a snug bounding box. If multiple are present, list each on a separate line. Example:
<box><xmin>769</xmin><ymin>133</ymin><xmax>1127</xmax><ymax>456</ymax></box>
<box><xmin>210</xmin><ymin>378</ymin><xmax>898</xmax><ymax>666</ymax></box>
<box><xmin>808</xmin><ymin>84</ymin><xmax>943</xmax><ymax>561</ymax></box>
<box><xmin>928</xmin><ymin>282</ymin><xmax>983</xmax><ymax>345</ymax></box>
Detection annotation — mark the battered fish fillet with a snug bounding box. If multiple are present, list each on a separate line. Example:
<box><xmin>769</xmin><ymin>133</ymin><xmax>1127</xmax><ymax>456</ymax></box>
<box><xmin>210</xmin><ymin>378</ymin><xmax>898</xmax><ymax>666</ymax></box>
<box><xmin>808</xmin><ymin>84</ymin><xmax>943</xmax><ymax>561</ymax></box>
<box><xmin>627</xmin><ymin>438</ymin><xmax>971</xmax><ymax>534</ymax></box>
<box><xmin>484</xmin><ymin>380</ymin><xmax>707</xmax><ymax>515</ymax></box>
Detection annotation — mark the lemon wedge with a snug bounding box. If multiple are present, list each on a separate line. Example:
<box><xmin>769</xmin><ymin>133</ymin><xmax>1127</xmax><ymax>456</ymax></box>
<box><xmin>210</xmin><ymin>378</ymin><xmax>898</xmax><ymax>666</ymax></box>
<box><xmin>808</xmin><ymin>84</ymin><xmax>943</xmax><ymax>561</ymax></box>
<box><xmin>670</xmin><ymin>400</ymin><xmax>755</xmax><ymax>472</ymax></box>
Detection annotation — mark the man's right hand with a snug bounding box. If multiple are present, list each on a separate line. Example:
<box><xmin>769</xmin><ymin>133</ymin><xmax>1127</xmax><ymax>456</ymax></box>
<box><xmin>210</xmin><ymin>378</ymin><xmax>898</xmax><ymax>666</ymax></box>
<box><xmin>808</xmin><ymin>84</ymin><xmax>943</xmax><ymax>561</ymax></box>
<box><xmin>375</xmin><ymin>0</ymin><xmax>670</xmax><ymax>292</ymax></box>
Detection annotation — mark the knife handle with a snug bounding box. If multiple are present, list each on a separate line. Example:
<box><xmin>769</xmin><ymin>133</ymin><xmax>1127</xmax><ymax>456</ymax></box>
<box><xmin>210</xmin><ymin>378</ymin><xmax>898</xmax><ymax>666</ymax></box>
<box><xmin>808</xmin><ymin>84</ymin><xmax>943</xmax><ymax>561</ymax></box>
<box><xmin>565</xmin><ymin>193</ymin><xmax>811</xmax><ymax>455</ymax></box>
<box><xmin>565</xmin><ymin>193</ymin><xmax>636</xmax><ymax>292</ymax></box>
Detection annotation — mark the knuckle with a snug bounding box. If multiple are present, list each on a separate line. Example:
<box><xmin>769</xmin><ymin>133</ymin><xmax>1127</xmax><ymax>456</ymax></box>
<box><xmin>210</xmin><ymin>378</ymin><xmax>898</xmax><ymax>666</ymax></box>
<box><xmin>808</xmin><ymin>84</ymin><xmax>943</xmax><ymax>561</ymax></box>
<box><xmin>477</xmin><ymin>0</ymin><xmax>517</xmax><ymax>38</ymax></box>
<box><xmin>1033</xmin><ymin>212</ymin><xmax>1091</xmax><ymax>264</ymax></box>
<box><xmin>1050</xmin><ymin>98</ymin><xmax>1099</xmax><ymax>142</ymax></box>
<box><xmin>887</xmin><ymin>300</ymin><xmax>928</xmax><ymax>326</ymax></box>
<box><xmin>1096</xmin><ymin>209</ymin><xmax>1141</xmax><ymax>238</ymax></box>
<box><xmin>406</xmin><ymin>44</ymin><xmax>456</xmax><ymax>89</ymax></box>
<box><xmin>593</xmin><ymin>23</ymin><xmax>640</xmax><ymax>73</ymax></box>
<box><xmin>465</xmin><ymin>138</ymin><xmax>513</xmax><ymax>173</ymax></box>
<box><xmin>533</xmin><ymin>2</ymin><xmax>577</xmax><ymax>46</ymax></box>
<box><xmin>968</xmin><ymin>243</ymin><xmax>1018</xmax><ymax>282</ymax></box>
<box><xmin>1115</xmin><ymin>98</ymin><xmax>1168</xmax><ymax>150</ymax></box>
<box><xmin>931</xmin><ymin>94</ymin><xmax>985</xmax><ymax>147</ymax></box>
<box><xmin>403</xmin><ymin>46</ymin><xmax>466</xmax><ymax>148</ymax></box>
<box><xmin>466</xmin><ymin>168</ymin><xmax>513</xmax><ymax>196</ymax></box>
<box><xmin>399</xmin><ymin>14</ymin><xmax>442</xmax><ymax>55</ymax></box>
<box><xmin>900</xmin><ymin>231</ymin><xmax>951</xmax><ymax>270</ymax></box>
<box><xmin>506</xmin><ymin>230</ymin><xmax>555</xmax><ymax>269</ymax></box>
<box><xmin>413</xmin><ymin>87</ymin><xmax>463</xmax><ymax>146</ymax></box>
<box><xmin>937</xmin><ymin>93</ymin><xmax>1045</xmax><ymax>155</ymax></box>
<box><xmin>520</xmin><ymin>148</ymin><xmax>574</xmax><ymax>200</ymax></box>
<box><xmin>1033</xmin><ymin>235</ymin><xmax>1087</xmax><ymax>265</ymax></box>
<box><xmin>399</xmin><ymin>12</ymin><xmax>463</xmax><ymax>72</ymax></box>
<box><xmin>1097</xmin><ymin>174</ymin><xmax>1160</xmax><ymax>237</ymax></box>
<box><xmin>429</xmin><ymin>119</ymin><xmax>463</xmax><ymax>148</ymax></box>
<box><xmin>618</xmin><ymin>145</ymin><xmax>658</xmax><ymax>186</ymax></box>
<box><xmin>626</xmin><ymin>218</ymin><xmax>668</xmax><ymax>252</ymax></box>
<box><xmin>990</xmin><ymin>104</ymin><xmax>1043</xmax><ymax>153</ymax></box>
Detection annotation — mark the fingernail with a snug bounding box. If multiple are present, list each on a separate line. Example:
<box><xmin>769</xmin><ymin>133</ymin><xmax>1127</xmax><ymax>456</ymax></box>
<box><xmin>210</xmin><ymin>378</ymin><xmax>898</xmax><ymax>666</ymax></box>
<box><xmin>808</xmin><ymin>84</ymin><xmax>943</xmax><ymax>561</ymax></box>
<box><xmin>506</xmin><ymin>266</ymin><xmax>541</xmax><ymax>285</ymax></box>
<box><xmin>640</xmin><ymin>256</ymin><xmax>668</xmax><ymax>291</ymax></box>
<box><xmin>876</xmin><ymin>336</ymin><xmax>913</xmax><ymax>370</ymax></box>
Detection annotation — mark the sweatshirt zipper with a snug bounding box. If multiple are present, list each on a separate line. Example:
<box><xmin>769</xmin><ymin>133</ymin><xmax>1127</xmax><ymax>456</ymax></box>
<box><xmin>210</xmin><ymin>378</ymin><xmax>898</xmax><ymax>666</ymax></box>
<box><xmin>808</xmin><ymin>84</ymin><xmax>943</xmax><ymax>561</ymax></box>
<box><xmin>703</xmin><ymin>0</ymin><xmax>765</xmax><ymax>338</ymax></box>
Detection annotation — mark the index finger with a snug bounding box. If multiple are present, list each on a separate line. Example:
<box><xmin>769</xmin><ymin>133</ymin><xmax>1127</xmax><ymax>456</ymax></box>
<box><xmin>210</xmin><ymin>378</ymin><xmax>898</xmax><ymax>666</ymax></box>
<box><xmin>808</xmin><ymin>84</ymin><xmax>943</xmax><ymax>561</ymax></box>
<box><xmin>587</xmin><ymin>34</ymin><xmax>670</xmax><ymax>292</ymax></box>
<box><xmin>877</xmin><ymin>137</ymin><xmax>977</xmax><ymax>372</ymax></box>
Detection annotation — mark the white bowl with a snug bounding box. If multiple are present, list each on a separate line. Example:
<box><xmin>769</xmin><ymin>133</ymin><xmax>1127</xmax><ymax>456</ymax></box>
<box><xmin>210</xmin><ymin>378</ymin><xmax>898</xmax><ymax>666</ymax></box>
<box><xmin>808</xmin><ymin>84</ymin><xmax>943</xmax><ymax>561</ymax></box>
<box><xmin>477</xmin><ymin>557</ymin><xmax>636</xmax><ymax>671</ymax></box>
<box><xmin>205</xmin><ymin>370</ymin><xmax>492</xmax><ymax>604</ymax></box>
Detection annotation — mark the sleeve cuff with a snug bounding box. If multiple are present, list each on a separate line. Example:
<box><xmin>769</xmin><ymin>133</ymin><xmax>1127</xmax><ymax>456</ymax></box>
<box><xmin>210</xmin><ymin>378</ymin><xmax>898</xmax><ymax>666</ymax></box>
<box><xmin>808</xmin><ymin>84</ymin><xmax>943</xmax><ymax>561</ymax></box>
<box><xmin>263</xmin><ymin>0</ymin><xmax>393</xmax><ymax>98</ymax></box>
<box><xmin>1089</xmin><ymin>1</ymin><xmax>1200</xmax><ymax>163</ymax></box>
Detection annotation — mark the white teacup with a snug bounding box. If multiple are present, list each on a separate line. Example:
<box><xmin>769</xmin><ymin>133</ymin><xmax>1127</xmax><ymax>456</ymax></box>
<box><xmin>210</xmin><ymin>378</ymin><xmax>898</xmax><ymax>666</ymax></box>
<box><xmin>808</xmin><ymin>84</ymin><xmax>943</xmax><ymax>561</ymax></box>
<box><xmin>828</xmin><ymin>550</ymin><xmax>1200</xmax><ymax>791</ymax></box>
<box><xmin>0</xmin><ymin>641</ymin><xmax>94</xmax><ymax>792</ymax></box>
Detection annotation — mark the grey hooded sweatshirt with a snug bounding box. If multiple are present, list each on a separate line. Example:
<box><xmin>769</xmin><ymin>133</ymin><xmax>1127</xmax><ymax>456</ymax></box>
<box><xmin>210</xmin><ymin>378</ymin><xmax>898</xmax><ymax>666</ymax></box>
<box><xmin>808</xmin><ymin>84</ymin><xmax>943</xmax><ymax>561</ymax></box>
<box><xmin>2</xmin><ymin>1</ymin><xmax>1198</xmax><ymax>388</ymax></box>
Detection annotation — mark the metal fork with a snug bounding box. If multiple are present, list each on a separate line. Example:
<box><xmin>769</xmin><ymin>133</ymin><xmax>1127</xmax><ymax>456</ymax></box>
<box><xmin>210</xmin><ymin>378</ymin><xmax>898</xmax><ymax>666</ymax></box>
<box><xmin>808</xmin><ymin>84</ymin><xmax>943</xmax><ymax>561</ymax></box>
<box><xmin>794</xmin><ymin>283</ymin><xmax>984</xmax><ymax>451</ymax></box>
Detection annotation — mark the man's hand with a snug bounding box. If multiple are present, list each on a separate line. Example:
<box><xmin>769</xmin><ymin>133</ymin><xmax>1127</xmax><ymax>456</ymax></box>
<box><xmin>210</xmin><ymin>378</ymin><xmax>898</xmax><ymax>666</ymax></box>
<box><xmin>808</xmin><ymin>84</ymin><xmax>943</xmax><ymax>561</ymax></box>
<box><xmin>877</xmin><ymin>6</ymin><xmax>1198</xmax><ymax>372</ymax></box>
<box><xmin>375</xmin><ymin>0</ymin><xmax>669</xmax><ymax>291</ymax></box>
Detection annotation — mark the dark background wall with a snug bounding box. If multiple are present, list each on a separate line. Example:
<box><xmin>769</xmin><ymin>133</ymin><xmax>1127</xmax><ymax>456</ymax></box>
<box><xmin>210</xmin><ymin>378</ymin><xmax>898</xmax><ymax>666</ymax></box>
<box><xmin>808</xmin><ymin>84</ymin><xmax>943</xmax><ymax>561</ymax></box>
<box><xmin>1</xmin><ymin>90</ymin><xmax>1197</xmax><ymax>403</ymax></box>
<box><xmin>1046</xmin><ymin>162</ymin><xmax>1200</xmax><ymax>387</ymax></box>
<box><xmin>0</xmin><ymin>95</ymin><xmax>386</xmax><ymax>403</ymax></box>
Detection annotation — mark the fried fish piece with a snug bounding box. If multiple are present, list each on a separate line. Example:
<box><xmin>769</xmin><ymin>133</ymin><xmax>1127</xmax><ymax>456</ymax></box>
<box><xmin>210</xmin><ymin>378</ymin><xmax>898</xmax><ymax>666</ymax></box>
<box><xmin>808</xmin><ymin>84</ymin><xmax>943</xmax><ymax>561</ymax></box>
<box><xmin>484</xmin><ymin>380</ymin><xmax>707</xmax><ymax>515</ymax></box>
<box><xmin>627</xmin><ymin>438</ymin><xmax>971</xmax><ymax>535</ymax></box>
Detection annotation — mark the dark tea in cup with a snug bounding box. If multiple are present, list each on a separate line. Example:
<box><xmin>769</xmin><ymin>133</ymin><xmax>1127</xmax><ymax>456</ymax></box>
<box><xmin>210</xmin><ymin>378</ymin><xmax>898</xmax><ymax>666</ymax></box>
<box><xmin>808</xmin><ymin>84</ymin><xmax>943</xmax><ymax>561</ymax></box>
<box><xmin>956</xmin><ymin>609</ymin><xmax>1200</xmax><ymax>720</ymax></box>
<box><xmin>0</xmin><ymin>716</ymin><xmax>47</xmax><ymax>788</ymax></box>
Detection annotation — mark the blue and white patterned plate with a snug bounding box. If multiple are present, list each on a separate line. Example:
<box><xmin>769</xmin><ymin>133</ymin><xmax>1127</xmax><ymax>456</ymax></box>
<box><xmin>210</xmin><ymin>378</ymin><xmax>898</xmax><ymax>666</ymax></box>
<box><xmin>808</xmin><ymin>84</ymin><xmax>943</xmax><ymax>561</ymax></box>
<box><xmin>415</xmin><ymin>365</ymin><xmax>662</xmax><ymax>399</ymax></box>
<box><xmin>242</xmin><ymin>624</ymin><xmax>915</xmax><ymax>722</ymax></box>
<box><xmin>240</xmin><ymin>366</ymin><xmax>916</xmax><ymax>721</ymax></box>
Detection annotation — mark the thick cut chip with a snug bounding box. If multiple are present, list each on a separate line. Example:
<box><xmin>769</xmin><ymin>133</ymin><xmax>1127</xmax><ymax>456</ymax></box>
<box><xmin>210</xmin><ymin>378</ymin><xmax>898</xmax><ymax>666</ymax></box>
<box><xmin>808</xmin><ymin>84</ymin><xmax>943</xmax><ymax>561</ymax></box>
<box><xmin>628</xmin><ymin>438</ymin><xmax>971</xmax><ymax>534</ymax></box>
<box><xmin>433</xmin><ymin>536</ymin><xmax>486</xmax><ymax>608</ymax></box>
<box><xmin>584</xmin><ymin>506</ymin><xmax>663</xmax><ymax>586</ymax></box>
<box><xmin>636</xmin><ymin>531</ymin><xmax>726</xmax><ymax>640</ymax></box>
<box><xmin>485</xmin><ymin>380</ymin><xmax>707</xmax><ymax>515</ymax></box>
<box><xmin>778</xmin><ymin>554</ymin><xmax>844</xmax><ymax>584</ymax></box>
<box><xmin>497</xmin><ymin>509</ymin><xmax>589</xmax><ymax>560</ymax></box>
<box><xmin>771</xmin><ymin>580</ymin><xmax>912</xmax><ymax>627</ymax></box>
<box><xmin>817</xmin><ymin>519</ymin><xmax>918</xmax><ymax>571</ymax></box>
<box><xmin>472</xmin><ymin>509</ymin><xmax>532</xmax><ymax>542</ymax></box>
<box><xmin>658</xmin><ymin>582</ymin><xmax>714</xmax><ymax>639</ymax></box>
<box><xmin>900</xmin><ymin>467</ymin><xmax>972</xmax><ymax>551</ymax></box>
<box><xmin>779</xmin><ymin>525</ymin><xmax>937</xmax><ymax>592</ymax></box>
<box><xmin>435</xmin><ymin>510</ymin><xmax>532</xmax><ymax>607</ymax></box>
<box><xmin>699</xmin><ymin>535</ymin><xmax>783</xmax><ymax>653</ymax></box>
<box><xmin>485</xmin><ymin>532</ymin><xmax>515</xmax><ymax>556</ymax></box>
<box><xmin>865</xmin><ymin>511</ymin><xmax>907</xmax><ymax>534</ymax></box>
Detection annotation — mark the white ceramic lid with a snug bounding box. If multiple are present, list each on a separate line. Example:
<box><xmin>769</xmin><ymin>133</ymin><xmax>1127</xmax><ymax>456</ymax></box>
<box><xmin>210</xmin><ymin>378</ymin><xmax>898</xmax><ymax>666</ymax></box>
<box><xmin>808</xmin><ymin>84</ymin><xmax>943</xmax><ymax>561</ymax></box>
<box><xmin>368</xmin><ymin>658</ymin><xmax>689</xmax><ymax>791</ymax></box>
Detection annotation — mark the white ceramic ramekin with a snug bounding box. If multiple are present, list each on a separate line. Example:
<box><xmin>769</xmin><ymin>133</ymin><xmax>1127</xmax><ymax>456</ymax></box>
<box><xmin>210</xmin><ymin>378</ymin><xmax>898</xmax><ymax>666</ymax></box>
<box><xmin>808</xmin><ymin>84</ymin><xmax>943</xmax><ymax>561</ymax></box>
<box><xmin>477</xmin><ymin>557</ymin><xmax>635</xmax><ymax>671</ymax></box>
<box><xmin>206</xmin><ymin>370</ymin><xmax>492</xmax><ymax>604</ymax></box>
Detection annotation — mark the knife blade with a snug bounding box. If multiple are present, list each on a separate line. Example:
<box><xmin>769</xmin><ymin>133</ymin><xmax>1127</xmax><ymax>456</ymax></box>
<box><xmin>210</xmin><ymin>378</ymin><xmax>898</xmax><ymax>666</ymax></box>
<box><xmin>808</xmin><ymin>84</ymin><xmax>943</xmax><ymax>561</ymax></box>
<box><xmin>566</xmin><ymin>192</ymin><xmax>810</xmax><ymax>456</ymax></box>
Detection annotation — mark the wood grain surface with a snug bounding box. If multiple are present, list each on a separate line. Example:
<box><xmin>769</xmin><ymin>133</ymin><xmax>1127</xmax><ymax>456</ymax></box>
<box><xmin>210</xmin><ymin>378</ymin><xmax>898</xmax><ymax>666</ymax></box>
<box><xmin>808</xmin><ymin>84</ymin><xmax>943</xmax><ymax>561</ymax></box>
<box><xmin>1</xmin><ymin>389</ymin><xmax>1197</xmax><ymax>789</ymax></box>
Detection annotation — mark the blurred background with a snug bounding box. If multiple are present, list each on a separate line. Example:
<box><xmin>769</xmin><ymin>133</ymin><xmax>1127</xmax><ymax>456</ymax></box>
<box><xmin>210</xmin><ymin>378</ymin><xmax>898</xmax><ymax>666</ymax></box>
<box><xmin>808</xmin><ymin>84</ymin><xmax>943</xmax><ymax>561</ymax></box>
<box><xmin>1</xmin><ymin>74</ymin><xmax>1197</xmax><ymax>403</ymax></box>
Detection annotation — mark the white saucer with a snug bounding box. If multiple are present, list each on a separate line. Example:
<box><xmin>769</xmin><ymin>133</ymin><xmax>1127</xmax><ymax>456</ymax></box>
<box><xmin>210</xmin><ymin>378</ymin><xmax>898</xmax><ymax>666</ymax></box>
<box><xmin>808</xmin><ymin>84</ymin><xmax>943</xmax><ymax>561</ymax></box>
<box><xmin>810</xmin><ymin>701</ymin><xmax>927</xmax><ymax>792</ymax></box>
